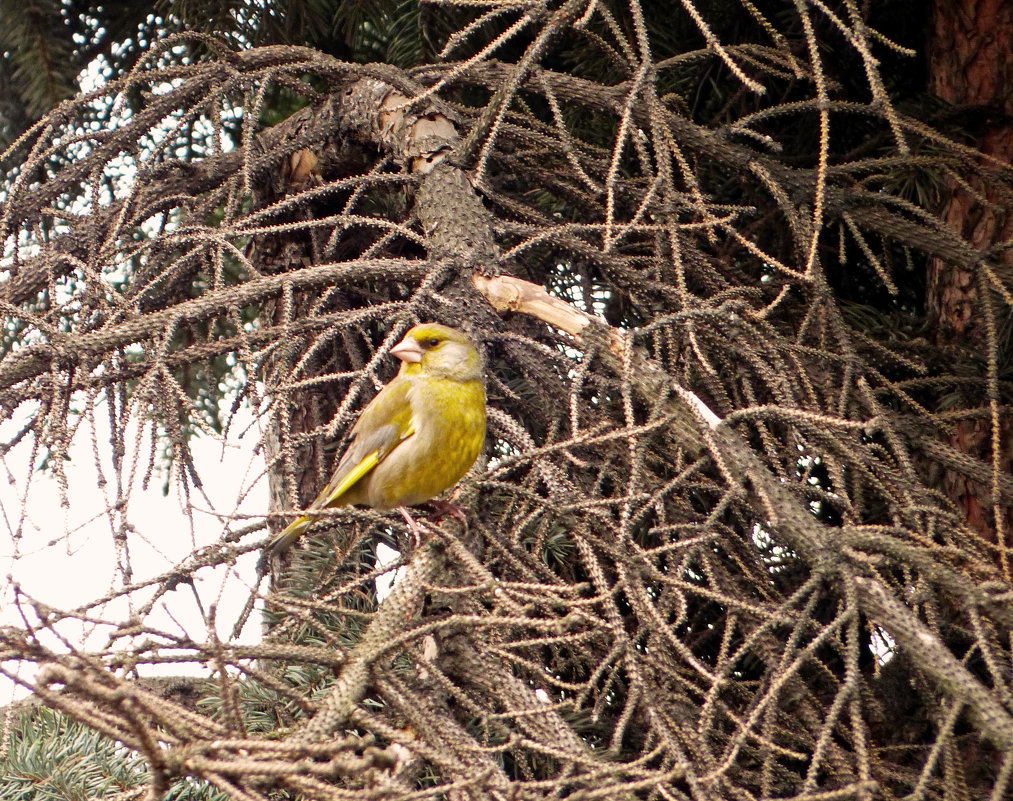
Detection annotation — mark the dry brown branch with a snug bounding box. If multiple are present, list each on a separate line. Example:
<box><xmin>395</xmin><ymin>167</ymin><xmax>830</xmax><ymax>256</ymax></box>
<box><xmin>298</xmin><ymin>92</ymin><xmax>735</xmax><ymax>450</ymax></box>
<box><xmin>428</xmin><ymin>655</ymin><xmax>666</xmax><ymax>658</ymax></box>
<box><xmin>1</xmin><ymin>7</ymin><xmax>1012</xmax><ymax>801</ymax></box>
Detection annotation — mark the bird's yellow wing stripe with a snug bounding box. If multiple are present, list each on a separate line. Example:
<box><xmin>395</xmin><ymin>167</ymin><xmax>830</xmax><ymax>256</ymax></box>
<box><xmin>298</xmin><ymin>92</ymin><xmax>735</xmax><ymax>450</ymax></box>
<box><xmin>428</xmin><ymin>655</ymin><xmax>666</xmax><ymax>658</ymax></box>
<box><xmin>269</xmin><ymin>452</ymin><xmax>379</xmax><ymax>552</ymax></box>
<box><xmin>324</xmin><ymin>450</ymin><xmax>380</xmax><ymax>504</ymax></box>
<box><xmin>271</xmin><ymin>422</ymin><xmax>415</xmax><ymax>553</ymax></box>
<box><xmin>324</xmin><ymin>419</ymin><xmax>416</xmax><ymax>504</ymax></box>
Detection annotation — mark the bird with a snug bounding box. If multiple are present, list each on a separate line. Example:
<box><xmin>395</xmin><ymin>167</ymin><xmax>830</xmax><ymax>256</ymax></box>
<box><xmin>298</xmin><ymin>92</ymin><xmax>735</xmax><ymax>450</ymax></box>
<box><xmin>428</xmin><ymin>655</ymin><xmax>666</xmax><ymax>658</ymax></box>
<box><xmin>270</xmin><ymin>323</ymin><xmax>486</xmax><ymax>554</ymax></box>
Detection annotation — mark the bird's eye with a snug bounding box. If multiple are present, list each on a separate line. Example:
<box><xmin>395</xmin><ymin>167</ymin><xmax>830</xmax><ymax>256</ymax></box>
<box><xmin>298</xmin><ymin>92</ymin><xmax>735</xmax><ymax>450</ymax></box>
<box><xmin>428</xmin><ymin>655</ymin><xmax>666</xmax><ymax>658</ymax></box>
<box><xmin>427</xmin><ymin>337</ymin><xmax>440</xmax><ymax>347</ymax></box>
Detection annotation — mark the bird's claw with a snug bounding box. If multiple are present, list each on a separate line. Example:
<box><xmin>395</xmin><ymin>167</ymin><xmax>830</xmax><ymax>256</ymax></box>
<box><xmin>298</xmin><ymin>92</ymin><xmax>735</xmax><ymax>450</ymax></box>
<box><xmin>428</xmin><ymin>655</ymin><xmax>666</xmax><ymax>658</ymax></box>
<box><xmin>422</xmin><ymin>499</ymin><xmax>469</xmax><ymax>526</ymax></box>
<box><xmin>397</xmin><ymin>506</ymin><xmax>432</xmax><ymax>548</ymax></box>
<box><xmin>398</xmin><ymin>502</ymin><xmax>469</xmax><ymax>548</ymax></box>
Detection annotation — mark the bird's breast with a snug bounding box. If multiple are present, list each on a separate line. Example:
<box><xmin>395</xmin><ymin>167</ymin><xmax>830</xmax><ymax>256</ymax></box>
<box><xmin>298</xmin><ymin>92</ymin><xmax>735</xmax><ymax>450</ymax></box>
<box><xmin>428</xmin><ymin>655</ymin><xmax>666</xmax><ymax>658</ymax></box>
<box><xmin>365</xmin><ymin>376</ymin><xmax>486</xmax><ymax>509</ymax></box>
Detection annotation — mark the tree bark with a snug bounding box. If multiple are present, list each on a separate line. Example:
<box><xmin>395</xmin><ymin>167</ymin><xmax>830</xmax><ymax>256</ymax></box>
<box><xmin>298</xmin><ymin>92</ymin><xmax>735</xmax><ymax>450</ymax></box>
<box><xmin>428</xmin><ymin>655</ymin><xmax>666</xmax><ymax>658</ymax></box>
<box><xmin>927</xmin><ymin>0</ymin><xmax>1013</xmax><ymax>546</ymax></box>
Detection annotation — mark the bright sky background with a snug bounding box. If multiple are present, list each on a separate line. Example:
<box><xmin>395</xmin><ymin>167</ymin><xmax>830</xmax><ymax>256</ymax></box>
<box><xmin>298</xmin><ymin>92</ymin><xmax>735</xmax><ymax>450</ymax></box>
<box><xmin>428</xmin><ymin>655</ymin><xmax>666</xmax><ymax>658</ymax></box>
<box><xmin>0</xmin><ymin>51</ymin><xmax>267</xmax><ymax>703</ymax></box>
<box><xmin>0</xmin><ymin>395</ymin><xmax>404</xmax><ymax>704</ymax></box>
<box><xmin>0</xmin><ymin>400</ymin><xmax>270</xmax><ymax>702</ymax></box>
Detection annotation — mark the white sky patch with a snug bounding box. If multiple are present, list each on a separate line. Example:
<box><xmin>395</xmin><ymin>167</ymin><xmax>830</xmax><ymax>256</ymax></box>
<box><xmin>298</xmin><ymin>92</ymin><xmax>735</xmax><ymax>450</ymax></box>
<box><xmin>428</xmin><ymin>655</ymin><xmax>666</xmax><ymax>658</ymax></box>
<box><xmin>0</xmin><ymin>36</ymin><xmax>260</xmax><ymax>704</ymax></box>
<box><xmin>0</xmin><ymin>398</ymin><xmax>269</xmax><ymax>702</ymax></box>
<box><xmin>870</xmin><ymin>625</ymin><xmax>896</xmax><ymax>667</ymax></box>
<box><xmin>374</xmin><ymin>542</ymin><xmax>403</xmax><ymax>601</ymax></box>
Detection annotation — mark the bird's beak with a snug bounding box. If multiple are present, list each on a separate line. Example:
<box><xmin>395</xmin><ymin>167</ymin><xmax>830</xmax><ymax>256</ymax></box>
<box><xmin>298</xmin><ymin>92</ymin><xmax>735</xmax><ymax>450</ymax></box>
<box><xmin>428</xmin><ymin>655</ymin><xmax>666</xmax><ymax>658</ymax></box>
<box><xmin>390</xmin><ymin>335</ymin><xmax>424</xmax><ymax>364</ymax></box>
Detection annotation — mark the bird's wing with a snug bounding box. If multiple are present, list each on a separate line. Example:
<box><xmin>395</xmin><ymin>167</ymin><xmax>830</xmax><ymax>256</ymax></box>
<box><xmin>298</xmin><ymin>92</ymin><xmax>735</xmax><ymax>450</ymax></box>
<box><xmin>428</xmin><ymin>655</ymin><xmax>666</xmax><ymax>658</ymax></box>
<box><xmin>271</xmin><ymin>377</ymin><xmax>415</xmax><ymax>552</ymax></box>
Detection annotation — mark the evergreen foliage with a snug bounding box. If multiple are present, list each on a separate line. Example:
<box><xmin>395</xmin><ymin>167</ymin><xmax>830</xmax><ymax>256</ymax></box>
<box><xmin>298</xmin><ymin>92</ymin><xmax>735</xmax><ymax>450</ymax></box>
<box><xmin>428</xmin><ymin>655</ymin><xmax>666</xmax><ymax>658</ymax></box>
<box><xmin>1</xmin><ymin>1</ymin><xmax>1012</xmax><ymax>799</ymax></box>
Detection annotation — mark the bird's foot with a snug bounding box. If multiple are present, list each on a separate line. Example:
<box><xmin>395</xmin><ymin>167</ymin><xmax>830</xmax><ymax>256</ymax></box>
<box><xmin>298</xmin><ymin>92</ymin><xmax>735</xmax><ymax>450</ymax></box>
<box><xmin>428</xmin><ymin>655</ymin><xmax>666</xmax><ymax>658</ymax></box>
<box><xmin>397</xmin><ymin>506</ymin><xmax>432</xmax><ymax>548</ymax></box>
<box><xmin>398</xmin><ymin>502</ymin><xmax>469</xmax><ymax>547</ymax></box>
<box><xmin>422</xmin><ymin>499</ymin><xmax>469</xmax><ymax>527</ymax></box>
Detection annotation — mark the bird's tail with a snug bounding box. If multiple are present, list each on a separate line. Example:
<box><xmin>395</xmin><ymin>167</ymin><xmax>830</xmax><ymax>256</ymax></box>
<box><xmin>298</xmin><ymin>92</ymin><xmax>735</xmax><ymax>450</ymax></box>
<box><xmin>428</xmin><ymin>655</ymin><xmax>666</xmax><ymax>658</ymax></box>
<box><xmin>268</xmin><ymin>450</ymin><xmax>381</xmax><ymax>555</ymax></box>
<box><xmin>269</xmin><ymin>514</ymin><xmax>313</xmax><ymax>554</ymax></box>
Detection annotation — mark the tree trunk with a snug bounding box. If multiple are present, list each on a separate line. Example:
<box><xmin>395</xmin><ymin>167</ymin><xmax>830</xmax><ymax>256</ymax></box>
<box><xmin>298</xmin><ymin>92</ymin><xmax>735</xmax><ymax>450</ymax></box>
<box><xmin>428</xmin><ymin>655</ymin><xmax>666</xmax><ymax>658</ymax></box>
<box><xmin>927</xmin><ymin>0</ymin><xmax>1013</xmax><ymax>548</ymax></box>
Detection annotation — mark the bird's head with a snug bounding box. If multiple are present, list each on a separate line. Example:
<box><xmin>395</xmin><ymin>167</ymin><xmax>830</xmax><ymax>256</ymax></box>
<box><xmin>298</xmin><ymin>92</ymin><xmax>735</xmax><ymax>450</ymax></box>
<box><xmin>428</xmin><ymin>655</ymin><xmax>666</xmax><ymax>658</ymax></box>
<box><xmin>390</xmin><ymin>323</ymin><xmax>482</xmax><ymax>382</ymax></box>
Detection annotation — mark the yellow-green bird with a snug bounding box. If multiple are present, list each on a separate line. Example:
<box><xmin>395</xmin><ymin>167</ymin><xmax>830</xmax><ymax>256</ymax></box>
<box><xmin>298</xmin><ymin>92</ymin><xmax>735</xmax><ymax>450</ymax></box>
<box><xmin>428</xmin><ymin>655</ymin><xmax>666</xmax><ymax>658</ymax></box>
<box><xmin>271</xmin><ymin>323</ymin><xmax>486</xmax><ymax>553</ymax></box>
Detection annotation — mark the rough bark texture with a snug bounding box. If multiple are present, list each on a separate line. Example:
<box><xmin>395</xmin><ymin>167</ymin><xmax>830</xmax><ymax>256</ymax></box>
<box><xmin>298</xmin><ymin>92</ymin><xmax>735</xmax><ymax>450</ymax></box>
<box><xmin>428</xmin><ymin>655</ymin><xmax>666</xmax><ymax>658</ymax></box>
<box><xmin>928</xmin><ymin>0</ymin><xmax>1013</xmax><ymax>545</ymax></box>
